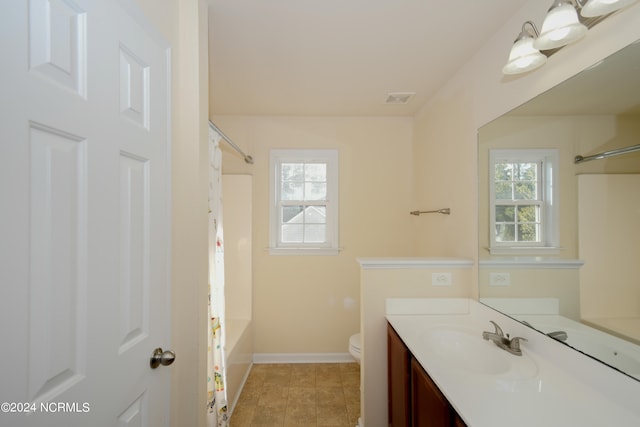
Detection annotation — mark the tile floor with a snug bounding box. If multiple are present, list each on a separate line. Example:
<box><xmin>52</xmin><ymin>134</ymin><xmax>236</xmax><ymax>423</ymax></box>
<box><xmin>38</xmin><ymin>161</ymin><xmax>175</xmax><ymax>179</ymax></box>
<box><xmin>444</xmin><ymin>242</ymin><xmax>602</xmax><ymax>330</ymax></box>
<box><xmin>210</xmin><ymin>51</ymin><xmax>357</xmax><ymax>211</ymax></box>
<box><xmin>229</xmin><ymin>363</ymin><xmax>360</xmax><ymax>426</ymax></box>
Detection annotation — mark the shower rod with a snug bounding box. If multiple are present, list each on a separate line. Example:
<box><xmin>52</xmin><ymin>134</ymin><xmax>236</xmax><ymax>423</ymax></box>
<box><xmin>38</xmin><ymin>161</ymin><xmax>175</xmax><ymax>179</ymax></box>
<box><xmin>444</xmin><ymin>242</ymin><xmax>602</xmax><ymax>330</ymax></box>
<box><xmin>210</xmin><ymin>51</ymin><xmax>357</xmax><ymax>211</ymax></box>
<box><xmin>410</xmin><ymin>208</ymin><xmax>451</xmax><ymax>216</ymax></box>
<box><xmin>574</xmin><ymin>143</ymin><xmax>640</xmax><ymax>164</ymax></box>
<box><xmin>209</xmin><ymin>120</ymin><xmax>254</xmax><ymax>164</ymax></box>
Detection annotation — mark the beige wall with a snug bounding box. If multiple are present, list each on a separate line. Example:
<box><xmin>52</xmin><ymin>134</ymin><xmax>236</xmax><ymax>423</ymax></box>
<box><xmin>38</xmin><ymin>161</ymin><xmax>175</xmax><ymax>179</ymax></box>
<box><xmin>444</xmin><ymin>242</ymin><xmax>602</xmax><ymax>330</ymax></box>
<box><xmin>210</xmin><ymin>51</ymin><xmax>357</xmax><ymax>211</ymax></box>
<box><xmin>478</xmin><ymin>268</ymin><xmax>580</xmax><ymax>319</ymax></box>
<box><xmin>579</xmin><ymin>175</ymin><xmax>640</xmax><ymax>319</ymax></box>
<box><xmin>133</xmin><ymin>1</ymin><xmax>210</xmax><ymax>426</ymax></box>
<box><xmin>213</xmin><ymin>115</ymin><xmax>415</xmax><ymax>354</ymax></box>
<box><xmin>412</xmin><ymin>83</ymin><xmax>476</xmax><ymax>260</ymax></box>
<box><xmin>411</xmin><ymin>2</ymin><xmax>640</xmax><ymax>297</ymax></box>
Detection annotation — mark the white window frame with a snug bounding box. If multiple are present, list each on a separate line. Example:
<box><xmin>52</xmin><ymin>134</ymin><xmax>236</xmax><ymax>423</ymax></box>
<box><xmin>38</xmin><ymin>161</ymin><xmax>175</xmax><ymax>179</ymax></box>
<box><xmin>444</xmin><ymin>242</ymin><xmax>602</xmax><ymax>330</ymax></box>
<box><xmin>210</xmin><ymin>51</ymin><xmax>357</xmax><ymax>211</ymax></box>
<box><xmin>269</xmin><ymin>149</ymin><xmax>339</xmax><ymax>255</ymax></box>
<box><xmin>489</xmin><ymin>149</ymin><xmax>559</xmax><ymax>255</ymax></box>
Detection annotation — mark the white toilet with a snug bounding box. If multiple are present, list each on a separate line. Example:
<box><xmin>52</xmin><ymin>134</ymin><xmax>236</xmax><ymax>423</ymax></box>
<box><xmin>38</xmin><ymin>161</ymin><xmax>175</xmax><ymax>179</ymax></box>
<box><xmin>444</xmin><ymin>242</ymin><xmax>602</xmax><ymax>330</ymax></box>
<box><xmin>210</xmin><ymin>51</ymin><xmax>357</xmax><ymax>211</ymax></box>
<box><xmin>349</xmin><ymin>333</ymin><xmax>361</xmax><ymax>364</ymax></box>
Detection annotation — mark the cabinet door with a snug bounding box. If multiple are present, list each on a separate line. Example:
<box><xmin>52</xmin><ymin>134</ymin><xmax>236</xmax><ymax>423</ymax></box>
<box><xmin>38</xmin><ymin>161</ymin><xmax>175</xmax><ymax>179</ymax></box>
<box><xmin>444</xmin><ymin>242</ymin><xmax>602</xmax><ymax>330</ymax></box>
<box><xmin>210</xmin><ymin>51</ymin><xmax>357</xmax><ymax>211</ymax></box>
<box><xmin>388</xmin><ymin>324</ymin><xmax>410</xmax><ymax>426</ymax></box>
<box><xmin>411</xmin><ymin>358</ymin><xmax>454</xmax><ymax>427</ymax></box>
<box><xmin>454</xmin><ymin>414</ymin><xmax>467</xmax><ymax>427</ymax></box>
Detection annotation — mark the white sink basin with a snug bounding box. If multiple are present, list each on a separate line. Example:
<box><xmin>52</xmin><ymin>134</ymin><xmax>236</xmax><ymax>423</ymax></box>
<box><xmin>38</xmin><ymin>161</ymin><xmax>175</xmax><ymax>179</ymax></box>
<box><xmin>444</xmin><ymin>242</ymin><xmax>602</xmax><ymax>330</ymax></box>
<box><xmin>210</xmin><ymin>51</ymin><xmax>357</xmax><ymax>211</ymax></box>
<box><xmin>417</xmin><ymin>326</ymin><xmax>538</xmax><ymax>379</ymax></box>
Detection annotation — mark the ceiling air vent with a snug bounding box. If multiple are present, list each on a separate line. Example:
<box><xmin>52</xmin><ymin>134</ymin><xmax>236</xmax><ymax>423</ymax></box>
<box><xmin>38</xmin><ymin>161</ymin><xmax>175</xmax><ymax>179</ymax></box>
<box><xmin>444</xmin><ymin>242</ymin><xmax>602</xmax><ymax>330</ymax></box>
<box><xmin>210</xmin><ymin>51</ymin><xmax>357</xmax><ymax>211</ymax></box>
<box><xmin>385</xmin><ymin>92</ymin><xmax>415</xmax><ymax>105</ymax></box>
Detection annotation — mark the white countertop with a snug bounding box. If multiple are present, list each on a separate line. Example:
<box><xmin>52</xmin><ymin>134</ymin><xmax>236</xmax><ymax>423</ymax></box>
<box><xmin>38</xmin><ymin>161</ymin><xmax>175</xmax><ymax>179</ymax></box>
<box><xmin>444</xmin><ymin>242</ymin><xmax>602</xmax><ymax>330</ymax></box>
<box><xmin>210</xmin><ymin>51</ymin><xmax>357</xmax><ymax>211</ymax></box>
<box><xmin>386</xmin><ymin>298</ymin><xmax>640</xmax><ymax>427</ymax></box>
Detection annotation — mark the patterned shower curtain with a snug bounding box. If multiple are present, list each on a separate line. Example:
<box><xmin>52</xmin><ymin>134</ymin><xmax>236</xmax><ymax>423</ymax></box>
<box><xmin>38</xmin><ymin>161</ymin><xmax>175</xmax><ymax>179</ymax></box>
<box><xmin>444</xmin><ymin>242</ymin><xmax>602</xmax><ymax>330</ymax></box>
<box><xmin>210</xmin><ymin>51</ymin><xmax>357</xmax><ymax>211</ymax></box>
<box><xmin>207</xmin><ymin>128</ymin><xmax>229</xmax><ymax>426</ymax></box>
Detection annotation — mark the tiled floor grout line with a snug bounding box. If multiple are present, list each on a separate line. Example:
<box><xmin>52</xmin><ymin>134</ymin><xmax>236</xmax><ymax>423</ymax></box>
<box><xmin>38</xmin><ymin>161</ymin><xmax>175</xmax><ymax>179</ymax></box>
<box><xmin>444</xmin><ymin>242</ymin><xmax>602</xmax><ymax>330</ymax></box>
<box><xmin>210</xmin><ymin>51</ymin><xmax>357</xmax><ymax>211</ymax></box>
<box><xmin>229</xmin><ymin>362</ymin><xmax>360</xmax><ymax>427</ymax></box>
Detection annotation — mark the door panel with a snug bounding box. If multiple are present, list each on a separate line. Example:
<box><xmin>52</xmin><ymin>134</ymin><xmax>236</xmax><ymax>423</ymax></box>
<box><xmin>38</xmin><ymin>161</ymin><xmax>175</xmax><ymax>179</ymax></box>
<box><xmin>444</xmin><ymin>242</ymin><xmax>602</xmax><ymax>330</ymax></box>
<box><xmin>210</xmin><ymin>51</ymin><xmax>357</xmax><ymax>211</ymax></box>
<box><xmin>119</xmin><ymin>153</ymin><xmax>151</xmax><ymax>354</ymax></box>
<box><xmin>29</xmin><ymin>0</ymin><xmax>87</xmax><ymax>96</ymax></box>
<box><xmin>27</xmin><ymin>123</ymin><xmax>88</xmax><ymax>403</ymax></box>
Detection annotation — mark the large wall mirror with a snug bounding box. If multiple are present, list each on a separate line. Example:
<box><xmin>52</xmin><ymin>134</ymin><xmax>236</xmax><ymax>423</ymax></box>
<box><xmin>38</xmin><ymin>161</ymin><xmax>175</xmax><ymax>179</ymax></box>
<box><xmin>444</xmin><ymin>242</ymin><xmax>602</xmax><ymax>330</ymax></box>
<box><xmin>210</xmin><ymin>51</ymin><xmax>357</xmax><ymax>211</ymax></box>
<box><xmin>478</xmin><ymin>39</ymin><xmax>640</xmax><ymax>380</ymax></box>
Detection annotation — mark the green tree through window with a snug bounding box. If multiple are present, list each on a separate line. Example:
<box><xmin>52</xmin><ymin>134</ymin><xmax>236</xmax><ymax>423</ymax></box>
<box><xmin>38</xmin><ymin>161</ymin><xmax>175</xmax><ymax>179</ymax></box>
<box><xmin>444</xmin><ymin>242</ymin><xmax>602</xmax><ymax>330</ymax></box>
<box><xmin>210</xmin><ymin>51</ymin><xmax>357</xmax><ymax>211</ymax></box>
<box><xmin>494</xmin><ymin>161</ymin><xmax>541</xmax><ymax>243</ymax></box>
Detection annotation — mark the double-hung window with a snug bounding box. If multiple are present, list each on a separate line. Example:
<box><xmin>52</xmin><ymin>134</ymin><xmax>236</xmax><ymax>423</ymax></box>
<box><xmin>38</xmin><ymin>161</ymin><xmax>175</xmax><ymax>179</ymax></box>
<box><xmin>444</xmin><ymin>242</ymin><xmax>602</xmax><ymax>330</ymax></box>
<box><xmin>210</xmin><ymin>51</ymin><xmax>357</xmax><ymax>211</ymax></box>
<box><xmin>270</xmin><ymin>149</ymin><xmax>339</xmax><ymax>255</ymax></box>
<box><xmin>489</xmin><ymin>149</ymin><xmax>559</xmax><ymax>254</ymax></box>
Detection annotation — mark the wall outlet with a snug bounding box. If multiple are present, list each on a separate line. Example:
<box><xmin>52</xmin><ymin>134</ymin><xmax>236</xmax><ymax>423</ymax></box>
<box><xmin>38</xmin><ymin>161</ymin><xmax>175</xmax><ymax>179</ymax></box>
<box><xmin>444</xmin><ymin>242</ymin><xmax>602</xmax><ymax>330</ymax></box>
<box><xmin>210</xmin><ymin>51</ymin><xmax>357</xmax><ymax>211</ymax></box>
<box><xmin>432</xmin><ymin>272</ymin><xmax>452</xmax><ymax>287</ymax></box>
<box><xmin>489</xmin><ymin>272</ymin><xmax>511</xmax><ymax>286</ymax></box>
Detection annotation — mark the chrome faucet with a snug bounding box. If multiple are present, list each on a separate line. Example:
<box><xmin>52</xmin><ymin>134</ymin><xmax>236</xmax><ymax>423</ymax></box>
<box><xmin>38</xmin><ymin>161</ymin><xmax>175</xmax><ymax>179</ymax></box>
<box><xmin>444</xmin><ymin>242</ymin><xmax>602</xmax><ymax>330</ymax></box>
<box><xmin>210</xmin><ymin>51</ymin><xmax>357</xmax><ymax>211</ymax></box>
<box><xmin>547</xmin><ymin>330</ymin><xmax>568</xmax><ymax>341</ymax></box>
<box><xmin>482</xmin><ymin>320</ymin><xmax>527</xmax><ymax>356</ymax></box>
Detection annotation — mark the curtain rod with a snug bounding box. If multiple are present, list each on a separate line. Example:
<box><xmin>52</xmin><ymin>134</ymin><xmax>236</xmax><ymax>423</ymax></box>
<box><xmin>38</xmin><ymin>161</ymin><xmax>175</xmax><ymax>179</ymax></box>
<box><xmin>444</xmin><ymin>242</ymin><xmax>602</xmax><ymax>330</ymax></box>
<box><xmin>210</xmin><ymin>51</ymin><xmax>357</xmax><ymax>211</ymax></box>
<box><xmin>209</xmin><ymin>120</ymin><xmax>254</xmax><ymax>164</ymax></box>
<box><xmin>574</xmin><ymin>143</ymin><xmax>640</xmax><ymax>164</ymax></box>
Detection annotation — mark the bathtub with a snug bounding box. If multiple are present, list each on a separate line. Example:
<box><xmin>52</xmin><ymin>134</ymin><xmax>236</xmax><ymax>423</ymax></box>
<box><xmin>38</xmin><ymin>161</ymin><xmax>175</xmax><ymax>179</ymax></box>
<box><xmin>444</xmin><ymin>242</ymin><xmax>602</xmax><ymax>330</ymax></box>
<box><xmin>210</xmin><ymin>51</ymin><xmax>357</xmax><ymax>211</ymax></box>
<box><xmin>224</xmin><ymin>318</ymin><xmax>253</xmax><ymax>414</ymax></box>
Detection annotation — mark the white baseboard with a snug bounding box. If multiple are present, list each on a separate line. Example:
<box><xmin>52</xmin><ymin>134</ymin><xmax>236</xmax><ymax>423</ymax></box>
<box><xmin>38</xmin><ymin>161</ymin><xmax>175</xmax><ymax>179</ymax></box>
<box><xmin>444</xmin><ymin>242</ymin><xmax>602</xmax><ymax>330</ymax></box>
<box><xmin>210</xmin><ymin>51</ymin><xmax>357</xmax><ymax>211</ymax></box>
<box><xmin>253</xmin><ymin>352</ymin><xmax>355</xmax><ymax>364</ymax></box>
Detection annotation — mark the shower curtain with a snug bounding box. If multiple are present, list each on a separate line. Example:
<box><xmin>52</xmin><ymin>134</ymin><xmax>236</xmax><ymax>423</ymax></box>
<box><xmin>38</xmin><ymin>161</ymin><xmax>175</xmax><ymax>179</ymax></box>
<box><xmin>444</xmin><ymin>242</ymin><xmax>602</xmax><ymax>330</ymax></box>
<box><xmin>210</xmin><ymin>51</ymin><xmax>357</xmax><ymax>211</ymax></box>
<box><xmin>207</xmin><ymin>129</ymin><xmax>229</xmax><ymax>426</ymax></box>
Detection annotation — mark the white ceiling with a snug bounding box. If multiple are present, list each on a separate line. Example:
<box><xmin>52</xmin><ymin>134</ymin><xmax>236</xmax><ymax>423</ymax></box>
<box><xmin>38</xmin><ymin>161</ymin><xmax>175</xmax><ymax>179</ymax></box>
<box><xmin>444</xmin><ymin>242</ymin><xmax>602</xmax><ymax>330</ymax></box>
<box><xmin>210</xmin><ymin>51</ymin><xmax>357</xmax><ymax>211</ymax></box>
<box><xmin>208</xmin><ymin>0</ymin><xmax>528</xmax><ymax>116</ymax></box>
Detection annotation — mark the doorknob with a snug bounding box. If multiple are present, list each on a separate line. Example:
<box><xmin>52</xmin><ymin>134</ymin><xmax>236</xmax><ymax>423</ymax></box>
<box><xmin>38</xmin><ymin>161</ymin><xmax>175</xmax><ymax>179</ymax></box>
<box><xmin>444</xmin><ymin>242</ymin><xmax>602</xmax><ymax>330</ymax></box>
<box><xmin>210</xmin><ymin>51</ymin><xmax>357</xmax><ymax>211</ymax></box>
<box><xmin>150</xmin><ymin>347</ymin><xmax>176</xmax><ymax>369</ymax></box>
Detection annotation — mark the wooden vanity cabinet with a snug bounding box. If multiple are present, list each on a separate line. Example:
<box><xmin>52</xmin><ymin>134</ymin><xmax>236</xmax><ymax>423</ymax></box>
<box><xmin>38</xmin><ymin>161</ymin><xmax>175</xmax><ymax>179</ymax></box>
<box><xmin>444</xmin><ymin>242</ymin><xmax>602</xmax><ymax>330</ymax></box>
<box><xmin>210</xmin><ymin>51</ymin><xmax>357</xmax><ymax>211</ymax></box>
<box><xmin>411</xmin><ymin>358</ymin><xmax>462</xmax><ymax>427</ymax></box>
<box><xmin>388</xmin><ymin>323</ymin><xmax>467</xmax><ymax>427</ymax></box>
<box><xmin>388</xmin><ymin>323</ymin><xmax>411</xmax><ymax>426</ymax></box>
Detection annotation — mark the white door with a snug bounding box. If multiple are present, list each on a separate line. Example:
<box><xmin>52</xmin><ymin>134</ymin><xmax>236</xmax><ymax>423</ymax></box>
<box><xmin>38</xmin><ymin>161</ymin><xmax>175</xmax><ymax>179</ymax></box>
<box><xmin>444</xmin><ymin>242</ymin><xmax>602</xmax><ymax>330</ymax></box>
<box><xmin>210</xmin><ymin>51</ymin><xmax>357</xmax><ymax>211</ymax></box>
<box><xmin>0</xmin><ymin>1</ymin><xmax>172</xmax><ymax>426</ymax></box>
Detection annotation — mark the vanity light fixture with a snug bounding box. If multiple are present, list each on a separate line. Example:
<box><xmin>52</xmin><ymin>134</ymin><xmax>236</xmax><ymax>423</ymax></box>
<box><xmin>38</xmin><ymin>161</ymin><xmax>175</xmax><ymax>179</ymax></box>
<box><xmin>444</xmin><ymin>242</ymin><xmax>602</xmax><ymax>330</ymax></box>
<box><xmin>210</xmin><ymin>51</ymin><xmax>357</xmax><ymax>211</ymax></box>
<box><xmin>502</xmin><ymin>0</ymin><xmax>639</xmax><ymax>75</ymax></box>
<box><xmin>579</xmin><ymin>0</ymin><xmax>640</xmax><ymax>17</ymax></box>
<box><xmin>533</xmin><ymin>0</ymin><xmax>588</xmax><ymax>50</ymax></box>
<box><xmin>503</xmin><ymin>21</ymin><xmax>547</xmax><ymax>75</ymax></box>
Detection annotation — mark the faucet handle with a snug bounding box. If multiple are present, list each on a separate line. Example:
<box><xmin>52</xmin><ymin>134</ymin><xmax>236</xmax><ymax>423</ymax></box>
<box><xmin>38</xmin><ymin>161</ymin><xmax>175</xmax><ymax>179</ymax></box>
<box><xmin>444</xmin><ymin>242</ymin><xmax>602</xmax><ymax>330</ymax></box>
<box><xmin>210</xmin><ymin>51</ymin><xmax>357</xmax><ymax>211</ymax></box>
<box><xmin>489</xmin><ymin>320</ymin><xmax>504</xmax><ymax>337</ymax></box>
<box><xmin>509</xmin><ymin>336</ymin><xmax>528</xmax><ymax>354</ymax></box>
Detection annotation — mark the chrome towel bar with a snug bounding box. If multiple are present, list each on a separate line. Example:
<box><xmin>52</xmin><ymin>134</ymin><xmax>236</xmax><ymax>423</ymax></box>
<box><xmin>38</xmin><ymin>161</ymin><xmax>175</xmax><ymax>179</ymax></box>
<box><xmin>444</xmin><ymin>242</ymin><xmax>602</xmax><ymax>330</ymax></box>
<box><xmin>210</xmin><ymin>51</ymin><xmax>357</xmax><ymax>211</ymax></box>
<box><xmin>410</xmin><ymin>208</ymin><xmax>450</xmax><ymax>216</ymax></box>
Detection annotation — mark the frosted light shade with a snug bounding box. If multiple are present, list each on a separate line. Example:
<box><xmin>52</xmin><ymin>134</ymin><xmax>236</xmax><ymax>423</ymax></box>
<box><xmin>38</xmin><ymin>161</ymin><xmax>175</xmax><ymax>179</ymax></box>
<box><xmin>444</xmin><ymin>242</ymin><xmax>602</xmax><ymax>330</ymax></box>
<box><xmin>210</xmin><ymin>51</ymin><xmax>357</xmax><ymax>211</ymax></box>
<box><xmin>503</xmin><ymin>36</ymin><xmax>547</xmax><ymax>74</ymax></box>
<box><xmin>533</xmin><ymin>3</ymin><xmax>588</xmax><ymax>50</ymax></box>
<box><xmin>580</xmin><ymin>0</ymin><xmax>639</xmax><ymax>17</ymax></box>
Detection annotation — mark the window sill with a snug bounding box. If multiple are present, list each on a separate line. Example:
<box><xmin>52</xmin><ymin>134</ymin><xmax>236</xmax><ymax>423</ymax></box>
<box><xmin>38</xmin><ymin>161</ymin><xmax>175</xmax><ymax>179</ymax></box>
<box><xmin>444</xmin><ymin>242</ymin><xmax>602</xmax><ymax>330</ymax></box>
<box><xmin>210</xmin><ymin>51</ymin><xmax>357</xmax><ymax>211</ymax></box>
<box><xmin>488</xmin><ymin>246</ymin><xmax>561</xmax><ymax>256</ymax></box>
<box><xmin>479</xmin><ymin>257</ymin><xmax>584</xmax><ymax>269</ymax></box>
<box><xmin>268</xmin><ymin>247</ymin><xmax>340</xmax><ymax>256</ymax></box>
